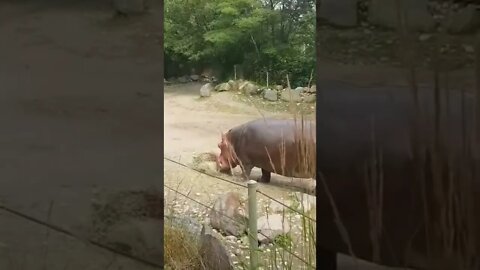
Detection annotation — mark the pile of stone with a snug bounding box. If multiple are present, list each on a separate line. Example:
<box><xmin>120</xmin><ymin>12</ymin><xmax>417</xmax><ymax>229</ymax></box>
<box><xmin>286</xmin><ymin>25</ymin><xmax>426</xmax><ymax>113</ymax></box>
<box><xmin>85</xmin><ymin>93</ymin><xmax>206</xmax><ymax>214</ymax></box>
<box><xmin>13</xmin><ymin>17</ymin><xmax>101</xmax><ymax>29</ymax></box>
<box><xmin>165</xmin><ymin>74</ymin><xmax>215</xmax><ymax>85</ymax></box>
<box><xmin>207</xmin><ymin>191</ymin><xmax>315</xmax><ymax>245</ymax></box>
<box><xmin>199</xmin><ymin>79</ymin><xmax>317</xmax><ymax>103</ymax></box>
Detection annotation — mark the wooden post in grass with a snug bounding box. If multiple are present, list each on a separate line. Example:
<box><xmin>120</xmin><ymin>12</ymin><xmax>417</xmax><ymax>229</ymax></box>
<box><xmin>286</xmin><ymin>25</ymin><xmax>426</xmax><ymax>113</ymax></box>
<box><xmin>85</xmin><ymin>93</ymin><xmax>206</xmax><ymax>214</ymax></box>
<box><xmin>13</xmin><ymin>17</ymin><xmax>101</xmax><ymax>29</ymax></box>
<box><xmin>267</xmin><ymin>71</ymin><xmax>269</xmax><ymax>88</ymax></box>
<box><xmin>247</xmin><ymin>180</ymin><xmax>259</xmax><ymax>269</ymax></box>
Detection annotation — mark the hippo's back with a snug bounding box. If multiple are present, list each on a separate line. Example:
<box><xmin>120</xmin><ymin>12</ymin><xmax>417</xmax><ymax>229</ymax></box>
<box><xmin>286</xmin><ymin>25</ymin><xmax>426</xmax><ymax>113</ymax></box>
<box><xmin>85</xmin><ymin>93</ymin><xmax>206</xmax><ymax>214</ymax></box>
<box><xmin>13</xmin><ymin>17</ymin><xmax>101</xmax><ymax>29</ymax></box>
<box><xmin>232</xmin><ymin>118</ymin><xmax>315</xmax><ymax>145</ymax></box>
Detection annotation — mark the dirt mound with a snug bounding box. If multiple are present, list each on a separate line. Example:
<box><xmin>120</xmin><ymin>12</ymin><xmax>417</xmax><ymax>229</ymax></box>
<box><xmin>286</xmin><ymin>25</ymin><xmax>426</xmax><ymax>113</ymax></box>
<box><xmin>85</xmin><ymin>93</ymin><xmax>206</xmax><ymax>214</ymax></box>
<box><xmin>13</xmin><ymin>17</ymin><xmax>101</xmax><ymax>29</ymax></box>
<box><xmin>191</xmin><ymin>152</ymin><xmax>223</xmax><ymax>175</ymax></box>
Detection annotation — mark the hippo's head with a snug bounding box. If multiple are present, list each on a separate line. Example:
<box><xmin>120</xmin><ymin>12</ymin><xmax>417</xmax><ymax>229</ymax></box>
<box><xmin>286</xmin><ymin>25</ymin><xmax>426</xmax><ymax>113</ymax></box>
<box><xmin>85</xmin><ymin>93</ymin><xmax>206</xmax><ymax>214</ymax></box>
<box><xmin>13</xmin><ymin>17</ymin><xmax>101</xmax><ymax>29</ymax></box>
<box><xmin>216</xmin><ymin>131</ymin><xmax>238</xmax><ymax>172</ymax></box>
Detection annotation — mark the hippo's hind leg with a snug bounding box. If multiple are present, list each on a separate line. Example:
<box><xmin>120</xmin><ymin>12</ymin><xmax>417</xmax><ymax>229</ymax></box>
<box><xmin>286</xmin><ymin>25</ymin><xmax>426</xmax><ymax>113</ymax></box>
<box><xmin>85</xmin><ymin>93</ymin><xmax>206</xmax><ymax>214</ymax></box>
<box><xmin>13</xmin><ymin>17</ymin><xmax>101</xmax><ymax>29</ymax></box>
<box><xmin>260</xmin><ymin>169</ymin><xmax>271</xmax><ymax>183</ymax></box>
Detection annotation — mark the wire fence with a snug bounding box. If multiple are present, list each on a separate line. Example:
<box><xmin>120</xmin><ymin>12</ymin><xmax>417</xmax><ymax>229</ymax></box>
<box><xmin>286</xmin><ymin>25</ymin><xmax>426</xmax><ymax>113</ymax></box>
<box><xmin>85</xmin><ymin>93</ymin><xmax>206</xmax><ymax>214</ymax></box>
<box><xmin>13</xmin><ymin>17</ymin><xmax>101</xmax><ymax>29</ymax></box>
<box><xmin>164</xmin><ymin>156</ymin><xmax>317</xmax><ymax>269</ymax></box>
<box><xmin>164</xmin><ymin>156</ymin><xmax>316</xmax><ymax>223</ymax></box>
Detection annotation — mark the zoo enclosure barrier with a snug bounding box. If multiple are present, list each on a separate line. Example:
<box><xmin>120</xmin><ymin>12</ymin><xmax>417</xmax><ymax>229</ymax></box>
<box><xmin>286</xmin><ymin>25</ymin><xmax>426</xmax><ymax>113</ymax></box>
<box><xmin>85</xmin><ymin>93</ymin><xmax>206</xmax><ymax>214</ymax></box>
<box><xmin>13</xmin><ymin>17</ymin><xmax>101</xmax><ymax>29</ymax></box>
<box><xmin>164</xmin><ymin>156</ymin><xmax>317</xmax><ymax>269</ymax></box>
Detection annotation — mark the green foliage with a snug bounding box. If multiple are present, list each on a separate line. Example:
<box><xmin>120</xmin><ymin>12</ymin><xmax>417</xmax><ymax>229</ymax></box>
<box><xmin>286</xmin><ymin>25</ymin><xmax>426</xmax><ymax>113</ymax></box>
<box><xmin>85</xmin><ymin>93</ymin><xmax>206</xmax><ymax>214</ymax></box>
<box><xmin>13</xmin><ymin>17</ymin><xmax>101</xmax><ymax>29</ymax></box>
<box><xmin>274</xmin><ymin>234</ymin><xmax>294</xmax><ymax>249</ymax></box>
<box><xmin>165</xmin><ymin>0</ymin><xmax>315</xmax><ymax>86</ymax></box>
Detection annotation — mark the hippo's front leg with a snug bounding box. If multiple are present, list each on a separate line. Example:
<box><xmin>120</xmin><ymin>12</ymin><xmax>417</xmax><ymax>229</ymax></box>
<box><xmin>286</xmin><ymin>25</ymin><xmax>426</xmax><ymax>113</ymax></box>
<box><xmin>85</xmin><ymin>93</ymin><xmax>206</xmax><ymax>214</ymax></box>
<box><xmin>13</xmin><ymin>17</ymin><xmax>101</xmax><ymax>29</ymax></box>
<box><xmin>260</xmin><ymin>169</ymin><xmax>271</xmax><ymax>183</ymax></box>
<box><xmin>240</xmin><ymin>164</ymin><xmax>254</xmax><ymax>181</ymax></box>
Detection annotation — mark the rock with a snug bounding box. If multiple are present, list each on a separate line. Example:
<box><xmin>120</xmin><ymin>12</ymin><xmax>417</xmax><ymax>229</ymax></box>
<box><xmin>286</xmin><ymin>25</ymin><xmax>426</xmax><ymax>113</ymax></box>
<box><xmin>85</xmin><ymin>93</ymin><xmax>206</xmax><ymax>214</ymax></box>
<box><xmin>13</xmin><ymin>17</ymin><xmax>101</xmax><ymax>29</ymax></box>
<box><xmin>239</xmin><ymin>81</ymin><xmax>259</xmax><ymax>95</ymax></box>
<box><xmin>294</xmin><ymin>87</ymin><xmax>306</xmax><ymax>94</ymax></box>
<box><xmin>190</xmin><ymin>74</ymin><xmax>200</xmax><ymax>81</ymax></box>
<box><xmin>303</xmin><ymin>94</ymin><xmax>316</xmax><ymax>103</ymax></box>
<box><xmin>227</xmin><ymin>80</ymin><xmax>240</xmax><ymax>92</ymax></box>
<box><xmin>263</xmin><ymin>89</ymin><xmax>278</xmax><ymax>101</ymax></box>
<box><xmin>105</xmin><ymin>218</ymin><xmax>163</xmax><ymax>265</ymax></box>
<box><xmin>225</xmin><ymin>235</ymin><xmax>237</xmax><ymax>242</ymax></box>
<box><xmin>445</xmin><ymin>5</ymin><xmax>480</xmax><ymax>34</ymax></box>
<box><xmin>306</xmin><ymin>84</ymin><xmax>316</xmax><ymax>93</ymax></box>
<box><xmin>113</xmin><ymin>0</ymin><xmax>147</xmax><ymax>15</ymax></box>
<box><xmin>369</xmin><ymin>0</ymin><xmax>435</xmax><ymax>32</ymax></box>
<box><xmin>257</xmin><ymin>214</ymin><xmax>291</xmax><ymax>245</ymax></box>
<box><xmin>215</xmin><ymin>83</ymin><xmax>231</xmax><ymax>92</ymax></box>
<box><xmin>199</xmin><ymin>224</ymin><xmax>234</xmax><ymax>270</ymax></box>
<box><xmin>418</xmin><ymin>34</ymin><xmax>431</xmax><ymax>42</ymax></box>
<box><xmin>200</xmin><ymin>83</ymin><xmax>214</xmax><ymax>97</ymax></box>
<box><xmin>209</xmin><ymin>192</ymin><xmax>248</xmax><ymax>237</ymax></box>
<box><xmin>280</xmin><ymin>89</ymin><xmax>302</xmax><ymax>102</ymax></box>
<box><xmin>319</xmin><ymin>0</ymin><xmax>358</xmax><ymax>27</ymax></box>
<box><xmin>274</xmin><ymin>85</ymin><xmax>283</xmax><ymax>91</ymax></box>
<box><xmin>165</xmin><ymin>215</ymin><xmax>203</xmax><ymax>236</ymax></box>
<box><xmin>464</xmin><ymin>45</ymin><xmax>475</xmax><ymax>53</ymax></box>
<box><xmin>178</xmin><ymin>76</ymin><xmax>190</xmax><ymax>83</ymax></box>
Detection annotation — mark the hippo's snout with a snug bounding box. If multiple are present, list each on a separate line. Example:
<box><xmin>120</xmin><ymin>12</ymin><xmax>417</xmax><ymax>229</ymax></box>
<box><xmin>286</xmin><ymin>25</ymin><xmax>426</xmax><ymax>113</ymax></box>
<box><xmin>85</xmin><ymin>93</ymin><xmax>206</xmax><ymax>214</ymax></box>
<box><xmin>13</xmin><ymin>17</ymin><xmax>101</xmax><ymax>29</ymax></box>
<box><xmin>216</xmin><ymin>154</ymin><xmax>236</xmax><ymax>173</ymax></box>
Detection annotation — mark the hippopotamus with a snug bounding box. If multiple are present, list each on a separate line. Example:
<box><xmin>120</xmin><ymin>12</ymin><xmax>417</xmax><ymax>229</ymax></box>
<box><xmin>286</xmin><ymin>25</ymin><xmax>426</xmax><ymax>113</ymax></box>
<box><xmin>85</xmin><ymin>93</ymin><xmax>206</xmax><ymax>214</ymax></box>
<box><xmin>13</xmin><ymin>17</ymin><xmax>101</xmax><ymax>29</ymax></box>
<box><xmin>216</xmin><ymin>118</ymin><xmax>316</xmax><ymax>182</ymax></box>
<box><xmin>315</xmin><ymin>81</ymin><xmax>480</xmax><ymax>269</ymax></box>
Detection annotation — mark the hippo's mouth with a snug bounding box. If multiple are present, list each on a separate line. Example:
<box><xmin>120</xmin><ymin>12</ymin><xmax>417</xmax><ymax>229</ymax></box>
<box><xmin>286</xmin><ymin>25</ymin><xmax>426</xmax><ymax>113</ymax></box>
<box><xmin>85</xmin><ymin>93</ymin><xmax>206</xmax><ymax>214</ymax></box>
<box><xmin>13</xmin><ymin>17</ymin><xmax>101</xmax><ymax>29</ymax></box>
<box><xmin>217</xmin><ymin>132</ymin><xmax>238</xmax><ymax>173</ymax></box>
<box><xmin>216</xmin><ymin>155</ymin><xmax>237</xmax><ymax>172</ymax></box>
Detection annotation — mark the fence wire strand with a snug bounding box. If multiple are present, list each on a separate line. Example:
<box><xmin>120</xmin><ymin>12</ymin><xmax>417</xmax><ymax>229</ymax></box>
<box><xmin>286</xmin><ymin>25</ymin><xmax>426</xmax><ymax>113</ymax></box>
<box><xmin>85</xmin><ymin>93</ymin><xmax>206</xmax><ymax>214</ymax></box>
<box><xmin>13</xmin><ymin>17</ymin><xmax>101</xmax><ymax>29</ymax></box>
<box><xmin>164</xmin><ymin>156</ymin><xmax>316</xmax><ymax>223</ymax></box>
<box><xmin>164</xmin><ymin>184</ymin><xmax>315</xmax><ymax>269</ymax></box>
<box><xmin>0</xmin><ymin>203</ymin><xmax>163</xmax><ymax>269</ymax></box>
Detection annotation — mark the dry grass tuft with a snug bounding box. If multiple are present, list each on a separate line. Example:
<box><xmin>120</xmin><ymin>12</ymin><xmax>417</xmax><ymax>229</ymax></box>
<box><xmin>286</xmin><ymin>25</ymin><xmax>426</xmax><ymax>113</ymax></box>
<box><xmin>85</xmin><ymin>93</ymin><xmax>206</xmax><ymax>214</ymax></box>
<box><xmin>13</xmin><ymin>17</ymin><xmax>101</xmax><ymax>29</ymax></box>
<box><xmin>164</xmin><ymin>221</ymin><xmax>204</xmax><ymax>270</ymax></box>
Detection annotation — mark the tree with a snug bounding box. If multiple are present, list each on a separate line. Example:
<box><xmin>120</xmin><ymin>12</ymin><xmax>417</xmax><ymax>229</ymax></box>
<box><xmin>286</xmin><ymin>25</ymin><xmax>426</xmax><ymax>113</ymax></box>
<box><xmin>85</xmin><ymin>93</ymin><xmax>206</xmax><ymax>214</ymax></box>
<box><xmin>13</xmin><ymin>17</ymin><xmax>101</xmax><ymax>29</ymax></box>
<box><xmin>165</xmin><ymin>0</ymin><xmax>315</xmax><ymax>86</ymax></box>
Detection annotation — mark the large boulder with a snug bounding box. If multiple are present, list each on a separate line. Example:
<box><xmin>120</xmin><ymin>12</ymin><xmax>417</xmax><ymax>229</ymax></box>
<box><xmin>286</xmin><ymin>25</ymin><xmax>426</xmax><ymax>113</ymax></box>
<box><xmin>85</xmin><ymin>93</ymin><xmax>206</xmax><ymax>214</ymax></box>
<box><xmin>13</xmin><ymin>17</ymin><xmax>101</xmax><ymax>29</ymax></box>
<box><xmin>368</xmin><ymin>0</ymin><xmax>435</xmax><ymax>32</ymax></box>
<box><xmin>257</xmin><ymin>214</ymin><xmax>292</xmax><ymax>245</ymax></box>
<box><xmin>319</xmin><ymin>0</ymin><xmax>358</xmax><ymax>27</ymax></box>
<box><xmin>263</xmin><ymin>89</ymin><xmax>278</xmax><ymax>101</ymax></box>
<box><xmin>209</xmin><ymin>192</ymin><xmax>248</xmax><ymax>237</ymax></box>
<box><xmin>215</xmin><ymin>83</ymin><xmax>231</xmax><ymax>92</ymax></box>
<box><xmin>294</xmin><ymin>87</ymin><xmax>307</xmax><ymax>94</ymax></box>
<box><xmin>306</xmin><ymin>84</ymin><xmax>316</xmax><ymax>93</ymax></box>
<box><xmin>303</xmin><ymin>94</ymin><xmax>316</xmax><ymax>103</ymax></box>
<box><xmin>200</xmin><ymin>83</ymin><xmax>214</xmax><ymax>97</ymax></box>
<box><xmin>228</xmin><ymin>80</ymin><xmax>241</xmax><ymax>91</ymax></box>
<box><xmin>190</xmin><ymin>74</ymin><xmax>200</xmax><ymax>81</ymax></box>
<box><xmin>281</xmin><ymin>89</ymin><xmax>302</xmax><ymax>102</ymax></box>
<box><xmin>199</xmin><ymin>224</ymin><xmax>234</xmax><ymax>270</ymax></box>
<box><xmin>239</xmin><ymin>81</ymin><xmax>259</xmax><ymax>95</ymax></box>
<box><xmin>177</xmin><ymin>76</ymin><xmax>190</xmax><ymax>83</ymax></box>
<box><xmin>445</xmin><ymin>5</ymin><xmax>480</xmax><ymax>34</ymax></box>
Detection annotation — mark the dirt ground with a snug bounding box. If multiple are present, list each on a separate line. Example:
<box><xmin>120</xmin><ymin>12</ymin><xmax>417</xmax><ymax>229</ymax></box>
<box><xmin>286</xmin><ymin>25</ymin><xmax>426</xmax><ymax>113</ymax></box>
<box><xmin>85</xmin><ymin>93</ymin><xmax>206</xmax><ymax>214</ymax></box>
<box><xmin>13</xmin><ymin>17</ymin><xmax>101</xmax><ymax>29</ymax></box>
<box><xmin>0</xmin><ymin>1</ymin><xmax>162</xmax><ymax>269</ymax></box>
